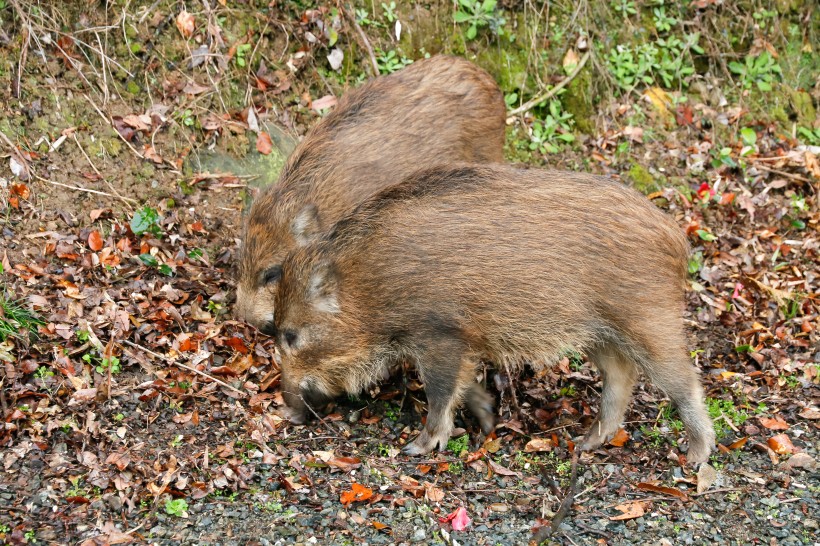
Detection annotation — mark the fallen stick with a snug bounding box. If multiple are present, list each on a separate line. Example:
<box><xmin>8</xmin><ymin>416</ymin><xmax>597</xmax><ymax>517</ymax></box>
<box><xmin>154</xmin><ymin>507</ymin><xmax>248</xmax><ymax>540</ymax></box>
<box><xmin>531</xmin><ymin>448</ymin><xmax>581</xmax><ymax>544</ymax></box>
<box><xmin>507</xmin><ymin>51</ymin><xmax>591</xmax><ymax>123</ymax></box>
<box><xmin>122</xmin><ymin>339</ymin><xmax>247</xmax><ymax>398</ymax></box>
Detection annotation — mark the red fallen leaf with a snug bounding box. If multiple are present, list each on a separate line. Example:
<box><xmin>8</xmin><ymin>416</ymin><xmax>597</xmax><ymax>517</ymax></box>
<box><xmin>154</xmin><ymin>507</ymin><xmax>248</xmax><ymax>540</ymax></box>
<box><xmin>798</xmin><ymin>408</ymin><xmax>820</xmax><ymax>420</ymax></box>
<box><xmin>256</xmin><ymin>132</ymin><xmax>273</xmax><ymax>155</ymax></box>
<box><xmin>425</xmin><ymin>483</ymin><xmax>445</xmax><ymax>502</ymax></box>
<box><xmin>487</xmin><ymin>458</ymin><xmax>521</xmax><ymax>477</ymax></box>
<box><xmin>610</xmin><ymin>500</ymin><xmax>647</xmax><ymax>521</ymax></box>
<box><xmin>9</xmin><ymin>196</ymin><xmax>19</xmax><ymax>209</ymax></box>
<box><xmin>675</xmin><ymin>104</ymin><xmax>694</xmax><ymax>126</ymax></box>
<box><xmin>143</xmin><ymin>145</ymin><xmax>164</xmax><ymax>164</ymax></box>
<box><xmin>340</xmin><ymin>482</ymin><xmax>373</xmax><ymax>505</ymax></box>
<box><xmin>439</xmin><ymin>506</ymin><xmax>471</xmax><ymax>531</ymax></box>
<box><xmin>10</xmin><ymin>183</ymin><xmax>30</xmax><ymax>199</ymax></box>
<box><xmin>88</xmin><ymin>230</ymin><xmax>103</xmax><ymax>251</ymax></box>
<box><xmin>416</xmin><ymin>464</ymin><xmax>432</xmax><ymax>475</ymax></box>
<box><xmin>767</xmin><ymin>434</ymin><xmax>797</xmax><ymax>454</ymax></box>
<box><xmin>190</xmin><ymin>221</ymin><xmax>205</xmax><ymax>232</ymax></box>
<box><xmin>326</xmin><ymin>456</ymin><xmax>362</xmax><ymax>473</ymax></box>
<box><xmin>209</xmin><ymin>366</ymin><xmax>239</xmax><ymax>377</ymax></box>
<box><xmin>106</xmin><ymin>452</ymin><xmax>131</xmax><ymax>471</ymax></box>
<box><xmin>759</xmin><ymin>416</ymin><xmax>789</xmax><ymax>430</ymax></box>
<box><xmin>176</xmin><ymin>11</ymin><xmax>195</xmax><ymax>38</ymax></box>
<box><xmin>72</xmin><ymin>388</ymin><xmax>98</xmax><ymax>402</ymax></box>
<box><xmin>224</xmin><ymin>336</ymin><xmax>249</xmax><ymax>354</ymax></box>
<box><xmin>608</xmin><ymin>428</ymin><xmax>629</xmax><ymax>447</ymax></box>
<box><xmin>372</xmin><ymin>521</ymin><xmax>390</xmax><ymax>532</ymax></box>
<box><xmin>65</xmin><ymin>496</ymin><xmax>91</xmax><ymax>504</ymax></box>
<box><xmin>524</xmin><ymin>438</ymin><xmax>552</xmax><ymax>452</ymax></box>
<box><xmin>311</xmin><ymin>94</ymin><xmax>338</xmax><ymax>112</ymax></box>
<box><xmin>727</xmin><ymin>437</ymin><xmax>749</xmax><ymax>450</ymax></box>
<box><xmin>112</xmin><ymin>116</ymin><xmax>136</xmax><ymax>142</ymax></box>
<box><xmin>360</xmin><ymin>415</ymin><xmax>381</xmax><ymax>425</ymax></box>
<box><xmin>635</xmin><ymin>482</ymin><xmax>688</xmax><ymax>500</ymax></box>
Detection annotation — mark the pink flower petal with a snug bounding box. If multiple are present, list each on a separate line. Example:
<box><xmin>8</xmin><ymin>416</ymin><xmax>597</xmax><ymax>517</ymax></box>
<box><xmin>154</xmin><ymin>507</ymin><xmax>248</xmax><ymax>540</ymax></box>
<box><xmin>439</xmin><ymin>506</ymin><xmax>471</xmax><ymax>531</ymax></box>
<box><xmin>732</xmin><ymin>282</ymin><xmax>743</xmax><ymax>299</ymax></box>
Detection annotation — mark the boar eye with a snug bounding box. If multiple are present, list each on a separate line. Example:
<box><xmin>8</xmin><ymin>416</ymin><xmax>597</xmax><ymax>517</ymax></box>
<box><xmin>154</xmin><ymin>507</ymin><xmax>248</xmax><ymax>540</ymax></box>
<box><xmin>262</xmin><ymin>265</ymin><xmax>282</xmax><ymax>285</ymax></box>
<box><xmin>283</xmin><ymin>330</ymin><xmax>298</xmax><ymax>348</ymax></box>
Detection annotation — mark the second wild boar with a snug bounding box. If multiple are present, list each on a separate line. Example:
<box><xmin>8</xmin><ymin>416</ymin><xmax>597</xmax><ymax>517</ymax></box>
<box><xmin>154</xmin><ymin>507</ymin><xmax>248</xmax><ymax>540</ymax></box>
<box><xmin>235</xmin><ymin>55</ymin><xmax>506</xmax><ymax>332</ymax></box>
<box><xmin>272</xmin><ymin>164</ymin><xmax>716</xmax><ymax>464</ymax></box>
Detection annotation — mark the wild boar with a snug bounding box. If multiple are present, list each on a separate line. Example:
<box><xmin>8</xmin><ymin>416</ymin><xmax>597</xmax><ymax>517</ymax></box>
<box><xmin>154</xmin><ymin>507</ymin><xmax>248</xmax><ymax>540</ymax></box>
<box><xmin>272</xmin><ymin>164</ymin><xmax>716</xmax><ymax>464</ymax></box>
<box><xmin>236</xmin><ymin>55</ymin><xmax>506</xmax><ymax>331</ymax></box>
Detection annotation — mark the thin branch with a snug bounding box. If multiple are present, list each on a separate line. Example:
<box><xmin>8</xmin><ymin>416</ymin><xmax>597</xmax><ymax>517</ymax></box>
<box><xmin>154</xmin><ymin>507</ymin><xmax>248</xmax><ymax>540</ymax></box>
<box><xmin>344</xmin><ymin>4</ymin><xmax>379</xmax><ymax>77</ymax></box>
<box><xmin>71</xmin><ymin>133</ymin><xmax>135</xmax><ymax>209</ymax></box>
<box><xmin>32</xmin><ymin>173</ymin><xmax>138</xmax><ymax>203</ymax></box>
<box><xmin>122</xmin><ymin>339</ymin><xmax>248</xmax><ymax>398</ymax></box>
<box><xmin>507</xmin><ymin>50</ymin><xmax>591</xmax><ymax>122</ymax></box>
<box><xmin>532</xmin><ymin>448</ymin><xmax>581</xmax><ymax>544</ymax></box>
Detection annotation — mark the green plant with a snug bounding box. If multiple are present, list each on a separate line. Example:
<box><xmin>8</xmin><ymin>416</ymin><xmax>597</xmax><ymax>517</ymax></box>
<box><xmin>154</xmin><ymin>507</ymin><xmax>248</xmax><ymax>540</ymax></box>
<box><xmin>529</xmin><ymin>100</ymin><xmax>575</xmax><ymax>154</ymax></box>
<box><xmin>94</xmin><ymin>355</ymin><xmax>121</xmax><ymax>375</ymax></box>
<box><xmin>384</xmin><ymin>404</ymin><xmax>400</xmax><ymax>421</ymax></box>
<box><xmin>164</xmin><ymin>498</ymin><xmax>188</xmax><ymax>517</ymax></box>
<box><xmin>729</xmin><ymin>51</ymin><xmax>781</xmax><ymax>91</ymax></box>
<box><xmin>130</xmin><ymin>206</ymin><xmax>163</xmax><ymax>237</ymax></box>
<box><xmin>446</xmin><ymin>434</ymin><xmax>470</xmax><ymax>457</ymax></box>
<box><xmin>0</xmin><ymin>524</ymin><xmax>10</xmax><ymax>533</ymax></box>
<box><xmin>235</xmin><ymin>44</ymin><xmax>252</xmax><ymax>67</ymax></box>
<box><xmin>611</xmin><ymin>0</ymin><xmax>637</xmax><ymax>16</ymax></box>
<box><xmin>652</xmin><ymin>6</ymin><xmax>677</xmax><ymax>33</ymax></box>
<box><xmin>706</xmin><ymin>397</ymin><xmax>749</xmax><ymax>440</ymax></box>
<box><xmin>453</xmin><ymin>0</ymin><xmax>506</xmax><ymax>40</ymax></box>
<box><xmin>138</xmin><ymin>253</ymin><xmax>173</xmax><ymax>276</ymax></box>
<box><xmin>76</xmin><ymin>330</ymin><xmax>90</xmax><ymax>343</ymax></box>
<box><xmin>711</xmin><ymin>146</ymin><xmax>737</xmax><ymax>169</ymax></box>
<box><xmin>797</xmin><ymin>126</ymin><xmax>820</xmax><ymax>145</ymax></box>
<box><xmin>688</xmin><ymin>251</ymin><xmax>704</xmax><ymax>275</ymax></box>
<box><xmin>0</xmin><ymin>293</ymin><xmax>44</xmax><ymax>342</ymax></box>
<box><xmin>34</xmin><ymin>366</ymin><xmax>54</xmax><ymax>380</ymax></box>
<box><xmin>113</xmin><ymin>413</ymin><xmax>125</xmax><ymax>421</ymax></box>
<box><xmin>377</xmin><ymin>443</ymin><xmax>391</xmax><ymax>457</ymax></box>
<box><xmin>640</xmin><ymin>425</ymin><xmax>666</xmax><ymax>448</ymax></box>
<box><xmin>24</xmin><ymin>530</ymin><xmax>36</xmax><ymax>543</ymax></box>
<box><xmin>375</xmin><ymin>49</ymin><xmax>412</xmax><ymax>74</ymax></box>
<box><xmin>559</xmin><ymin>384</ymin><xmax>577</xmax><ymax>397</ymax></box>
<box><xmin>66</xmin><ymin>476</ymin><xmax>88</xmax><ymax>498</ymax></box>
<box><xmin>381</xmin><ymin>1</ymin><xmax>397</xmax><ymax>23</ymax></box>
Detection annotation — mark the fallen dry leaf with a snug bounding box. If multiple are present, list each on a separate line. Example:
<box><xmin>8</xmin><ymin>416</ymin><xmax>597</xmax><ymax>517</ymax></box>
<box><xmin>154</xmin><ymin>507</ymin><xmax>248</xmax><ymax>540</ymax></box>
<box><xmin>312</xmin><ymin>94</ymin><xmax>338</xmax><ymax>112</ymax></box>
<box><xmin>340</xmin><ymin>482</ymin><xmax>373</xmax><ymax>505</ymax></box>
<box><xmin>635</xmin><ymin>482</ymin><xmax>688</xmax><ymax>500</ymax></box>
<box><xmin>176</xmin><ymin>11</ymin><xmax>195</xmax><ymax>38</ymax></box>
<box><xmin>88</xmin><ymin>230</ymin><xmax>103</xmax><ymax>251</ymax></box>
<box><xmin>780</xmin><ymin>452</ymin><xmax>817</xmax><ymax>471</ymax></box>
<box><xmin>608</xmin><ymin>428</ymin><xmax>630</xmax><ymax>447</ymax></box>
<box><xmin>696</xmin><ymin>463</ymin><xmax>718</xmax><ymax>494</ymax></box>
<box><xmin>798</xmin><ymin>407</ymin><xmax>820</xmax><ymax>420</ymax></box>
<box><xmin>256</xmin><ymin>131</ymin><xmax>273</xmax><ymax>155</ymax></box>
<box><xmin>767</xmin><ymin>434</ymin><xmax>797</xmax><ymax>454</ymax></box>
<box><xmin>759</xmin><ymin>416</ymin><xmax>789</xmax><ymax>430</ymax></box>
<box><xmin>524</xmin><ymin>438</ymin><xmax>552</xmax><ymax>452</ymax></box>
<box><xmin>610</xmin><ymin>501</ymin><xmax>646</xmax><ymax>521</ymax></box>
<box><xmin>424</xmin><ymin>483</ymin><xmax>445</xmax><ymax>502</ymax></box>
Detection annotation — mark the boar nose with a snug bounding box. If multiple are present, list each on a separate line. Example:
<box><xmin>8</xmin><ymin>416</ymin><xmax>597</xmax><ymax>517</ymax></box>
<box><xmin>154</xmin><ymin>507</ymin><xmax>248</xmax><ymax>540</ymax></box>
<box><xmin>281</xmin><ymin>376</ymin><xmax>308</xmax><ymax>423</ymax></box>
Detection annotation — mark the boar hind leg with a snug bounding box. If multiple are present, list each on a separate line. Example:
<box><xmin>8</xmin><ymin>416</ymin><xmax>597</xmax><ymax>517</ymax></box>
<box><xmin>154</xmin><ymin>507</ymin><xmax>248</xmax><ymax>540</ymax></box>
<box><xmin>581</xmin><ymin>345</ymin><xmax>637</xmax><ymax>450</ymax></box>
<box><xmin>402</xmin><ymin>338</ymin><xmax>472</xmax><ymax>456</ymax></box>
<box><xmin>465</xmin><ymin>382</ymin><xmax>495</xmax><ymax>434</ymax></box>
<box><xmin>640</xmin><ymin>352</ymin><xmax>715</xmax><ymax>464</ymax></box>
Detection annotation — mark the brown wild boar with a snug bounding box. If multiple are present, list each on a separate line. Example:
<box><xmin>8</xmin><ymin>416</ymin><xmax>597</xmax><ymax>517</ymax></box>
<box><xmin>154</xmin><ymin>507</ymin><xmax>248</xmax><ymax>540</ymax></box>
<box><xmin>235</xmin><ymin>55</ymin><xmax>506</xmax><ymax>331</ymax></box>
<box><xmin>272</xmin><ymin>164</ymin><xmax>716</xmax><ymax>464</ymax></box>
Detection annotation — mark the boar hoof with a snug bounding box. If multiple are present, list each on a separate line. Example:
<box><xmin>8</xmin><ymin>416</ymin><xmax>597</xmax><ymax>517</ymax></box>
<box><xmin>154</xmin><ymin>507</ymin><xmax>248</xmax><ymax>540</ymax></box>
<box><xmin>280</xmin><ymin>406</ymin><xmax>306</xmax><ymax>425</ymax></box>
<box><xmin>685</xmin><ymin>443</ymin><xmax>712</xmax><ymax>465</ymax></box>
<box><xmin>402</xmin><ymin>429</ymin><xmax>450</xmax><ymax>456</ymax></box>
<box><xmin>579</xmin><ymin>422</ymin><xmax>619</xmax><ymax>451</ymax></box>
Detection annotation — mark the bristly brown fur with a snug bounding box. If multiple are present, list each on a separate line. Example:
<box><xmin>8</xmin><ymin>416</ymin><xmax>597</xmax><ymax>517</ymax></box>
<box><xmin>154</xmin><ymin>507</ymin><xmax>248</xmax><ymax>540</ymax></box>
<box><xmin>235</xmin><ymin>56</ymin><xmax>506</xmax><ymax>329</ymax></box>
<box><xmin>275</xmin><ymin>163</ymin><xmax>716</xmax><ymax>464</ymax></box>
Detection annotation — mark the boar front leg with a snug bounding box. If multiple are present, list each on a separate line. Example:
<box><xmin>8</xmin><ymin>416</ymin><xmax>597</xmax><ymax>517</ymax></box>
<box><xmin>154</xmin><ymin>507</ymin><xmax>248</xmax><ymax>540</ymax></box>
<box><xmin>402</xmin><ymin>336</ymin><xmax>472</xmax><ymax>456</ymax></box>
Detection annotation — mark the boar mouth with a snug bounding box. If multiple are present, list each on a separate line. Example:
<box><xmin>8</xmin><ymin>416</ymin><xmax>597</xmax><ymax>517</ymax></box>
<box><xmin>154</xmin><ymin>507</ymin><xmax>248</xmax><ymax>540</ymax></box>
<box><xmin>259</xmin><ymin>318</ymin><xmax>277</xmax><ymax>337</ymax></box>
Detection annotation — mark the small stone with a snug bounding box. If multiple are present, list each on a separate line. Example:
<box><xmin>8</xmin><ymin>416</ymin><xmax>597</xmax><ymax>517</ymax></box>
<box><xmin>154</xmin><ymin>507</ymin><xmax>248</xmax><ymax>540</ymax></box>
<box><xmin>411</xmin><ymin>528</ymin><xmax>426</xmax><ymax>542</ymax></box>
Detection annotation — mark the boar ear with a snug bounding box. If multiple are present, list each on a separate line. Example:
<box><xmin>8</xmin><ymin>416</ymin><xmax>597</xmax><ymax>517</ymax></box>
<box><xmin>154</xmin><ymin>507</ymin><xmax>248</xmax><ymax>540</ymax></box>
<box><xmin>308</xmin><ymin>262</ymin><xmax>340</xmax><ymax>314</ymax></box>
<box><xmin>291</xmin><ymin>204</ymin><xmax>321</xmax><ymax>246</ymax></box>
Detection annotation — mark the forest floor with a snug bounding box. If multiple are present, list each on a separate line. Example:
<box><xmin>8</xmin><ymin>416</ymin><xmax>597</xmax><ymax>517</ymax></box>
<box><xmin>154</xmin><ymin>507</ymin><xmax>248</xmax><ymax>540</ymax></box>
<box><xmin>0</xmin><ymin>1</ymin><xmax>818</xmax><ymax>545</ymax></box>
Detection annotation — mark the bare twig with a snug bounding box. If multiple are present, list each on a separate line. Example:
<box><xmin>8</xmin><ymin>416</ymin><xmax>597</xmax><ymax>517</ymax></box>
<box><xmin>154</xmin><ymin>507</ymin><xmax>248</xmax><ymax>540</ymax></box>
<box><xmin>82</xmin><ymin>93</ymin><xmax>146</xmax><ymax>161</ymax></box>
<box><xmin>507</xmin><ymin>50</ymin><xmax>591</xmax><ymax>122</ymax></box>
<box><xmin>71</xmin><ymin>134</ymin><xmax>135</xmax><ymax>209</ymax></box>
<box><xmin>532</xmin><ymin>448</ymin><xmax>581</xmax><ymax>544</ymax></box>
<box><xmin>754</xmin><ymin>164</ymin><xmax>815</xmax><ymax>185</ymax></box>
<box><xmin>32</xmin><ymin>173</ymin><xmax>138</xmax><ymax>203</ymax></box>
<box><xmin>344</xmin><ymin>4</ymin><xmax>379</xmax><ymax>77</ymax></box>
<box><xmin>121</xmin><ymin>339</ymin><xmax>247</xmax><ymax>398</ymax></box>
<box><xmin>8</xmin><ymin>0</ymin><xmax>31</xmax><ymax>99</ymax></box>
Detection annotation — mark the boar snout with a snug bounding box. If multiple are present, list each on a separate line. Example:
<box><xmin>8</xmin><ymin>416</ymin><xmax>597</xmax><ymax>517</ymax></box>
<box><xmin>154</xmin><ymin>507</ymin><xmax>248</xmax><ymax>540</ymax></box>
<box><xmin>281</xmin><ymin>374</ymin><xmax>333</xmax><ymax>425</ymax></box>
